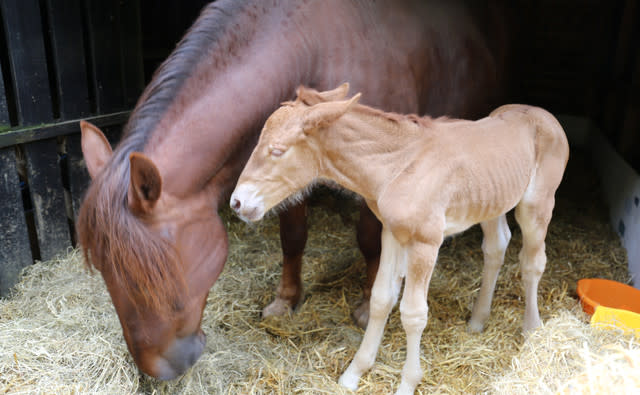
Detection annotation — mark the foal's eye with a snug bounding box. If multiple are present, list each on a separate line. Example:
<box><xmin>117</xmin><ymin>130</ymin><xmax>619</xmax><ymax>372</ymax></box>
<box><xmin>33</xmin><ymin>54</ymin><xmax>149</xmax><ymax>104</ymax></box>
<box><xmin>268</xmin><ymin>144</ymin><xmax>287</xmax><ymax>158</ymax></box>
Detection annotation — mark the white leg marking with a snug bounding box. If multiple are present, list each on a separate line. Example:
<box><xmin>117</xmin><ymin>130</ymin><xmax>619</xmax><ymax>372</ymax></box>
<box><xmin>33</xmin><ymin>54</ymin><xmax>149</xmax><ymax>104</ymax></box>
<box><xmin>339</xmin><ymin>228</ymin><xmax>404</xmax><ymax>390</ymax></box>
<box><xmin>515</xmin><ymin>174</ymin><xmax>553</xmax><ymax>332</ymax></box>
<box><xmin>262</xmin><ymin>297</ymin><xmax>294</xmax><ymax>317</ymax></box>
<box><xmin>469</xmin><ymin>215</ymin><xmax>511</xmax><ymax>332</ymax></box>
<box><xmin>518</xmin><ymin>218</ymin><xmax>546</xmax><ymax>332</ymax></box>
<box><xmin>395</xmin><ymin>242</ymin><xmax>438</xmax><ymax>395</ymax></box>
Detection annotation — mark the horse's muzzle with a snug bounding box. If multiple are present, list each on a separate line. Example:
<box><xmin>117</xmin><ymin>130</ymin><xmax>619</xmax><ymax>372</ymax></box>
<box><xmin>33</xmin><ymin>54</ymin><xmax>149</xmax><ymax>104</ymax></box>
<box><xmin>153</xmin><ymin>330</ymin><xmax>206</xmax><ymax>380</ymax></box>
<box><xmin>230</xmin><ymin>183</ymin><xmax>265</xmax><ymax>222</ymax></box>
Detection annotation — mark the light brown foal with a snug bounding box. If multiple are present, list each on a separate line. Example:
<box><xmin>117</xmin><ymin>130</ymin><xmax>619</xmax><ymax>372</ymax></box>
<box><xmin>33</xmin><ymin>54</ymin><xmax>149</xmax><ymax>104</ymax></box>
<box><xmin>230</xmin><ymin>84</ymin><xmax>569</xmax><ymax>394</ymax></box>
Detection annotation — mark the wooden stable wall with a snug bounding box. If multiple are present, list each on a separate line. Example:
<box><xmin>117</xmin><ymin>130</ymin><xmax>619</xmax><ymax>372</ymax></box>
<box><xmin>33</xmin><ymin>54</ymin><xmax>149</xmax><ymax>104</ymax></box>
<box><xmin>0</xmin><ymin>0</ymin><xmax>210</xmax><ymax>297</ymax></box>
<box><xmin>508</xmin><ymin>0</ymin><xmax>639</xmax><ymax>169</ymax></box>
<box><xmin>0</xmin><ymin>0</ymin><xmax>143</xmax><ymax>296</ymax></box>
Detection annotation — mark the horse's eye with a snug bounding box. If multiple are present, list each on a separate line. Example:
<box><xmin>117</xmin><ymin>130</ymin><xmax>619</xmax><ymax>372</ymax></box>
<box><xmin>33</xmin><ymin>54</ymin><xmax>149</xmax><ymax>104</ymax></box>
<box><xmin>268</xmin><ymin>144</ymin><xmax>287</xmax><ymax>157</ymax></box>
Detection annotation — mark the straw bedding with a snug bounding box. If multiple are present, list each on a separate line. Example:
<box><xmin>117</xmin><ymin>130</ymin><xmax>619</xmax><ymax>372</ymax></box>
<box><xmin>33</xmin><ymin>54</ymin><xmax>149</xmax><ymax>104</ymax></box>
<box><xmin>1</xmin><ymin>149</ymin><xmax>637</xmax><ymax>394</ymax></box>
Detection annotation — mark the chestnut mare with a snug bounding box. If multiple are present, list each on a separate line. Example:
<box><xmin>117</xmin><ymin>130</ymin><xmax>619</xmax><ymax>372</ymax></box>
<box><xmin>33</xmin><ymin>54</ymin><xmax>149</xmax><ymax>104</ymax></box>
<box><xmin>230</xmin><ymin>85</ymin><xmax>569</xmax><ymax>394</ymax></box>
<box><xmin>76</xmin><ymin>0</ymin><xmax>507</xmax><ymax>379</ymax></box>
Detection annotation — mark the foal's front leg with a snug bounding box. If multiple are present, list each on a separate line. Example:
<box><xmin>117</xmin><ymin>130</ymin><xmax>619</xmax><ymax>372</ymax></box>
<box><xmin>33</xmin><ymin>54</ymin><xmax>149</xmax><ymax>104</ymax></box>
<box><xmin>263</xmin><ymin>200</ymin><xmax>308</xmax><ymax>317</ymax></box>
<box><xmin>339</xmin><ymin>227</ymin><xmax>403</xmax><ymax>390</ymax></box>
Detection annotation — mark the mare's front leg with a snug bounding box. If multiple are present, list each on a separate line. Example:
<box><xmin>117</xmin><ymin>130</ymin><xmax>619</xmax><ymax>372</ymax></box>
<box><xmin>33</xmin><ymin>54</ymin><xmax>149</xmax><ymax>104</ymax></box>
<box><xmin>262</xmin><ymin>200</ymin><xmax>308</xmax><ymax>317</ymax></box>
<box><xmin>353</xmin><ymin>202</ymin><xmax>382</xmax><ymax>328</ymax></box>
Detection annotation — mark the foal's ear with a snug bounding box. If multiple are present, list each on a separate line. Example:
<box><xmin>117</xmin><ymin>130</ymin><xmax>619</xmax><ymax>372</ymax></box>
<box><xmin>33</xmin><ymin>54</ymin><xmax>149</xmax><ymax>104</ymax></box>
<box><xmin>296</xmin><ymin>83</ymin><xmax>350</xmax><ymax>105</ymax></box>
<box><xmin>319</xmin><ymin>83</ymin><xmax>350</xmax><ymax>101</ymax></box>
<box><xmin>303</xmin><ymin>92</ymin><xmax>361</xmax><ymax>132</ymax></box>
<box><xmin>128</xmin><ymin>152</ymin><xmax>162</xmax><ymax>214</ymax></box>
<box><xmin>80</xmin><ymin>121</ymin><xmax>113</xmax><ymax>179</ymax></box>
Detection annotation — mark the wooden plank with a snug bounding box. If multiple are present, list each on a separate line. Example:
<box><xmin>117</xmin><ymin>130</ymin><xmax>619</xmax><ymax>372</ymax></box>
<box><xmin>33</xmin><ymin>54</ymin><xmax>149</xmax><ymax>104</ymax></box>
<box><xmin>0</xmin><ymin>0</ymin><xmax>54</xmax><ymax>125</ymax></box>
<box><xmin>65</xmin><ymin>133</ymin><xmax>91</xmax><ymax>221</ymax></box>
<box><xmin>45</xmin><ymin>0</ymin><xmax>91</xmax><ymax>120</ymax></box>
<box><xmin>84</xmin><ymin>0</ymin><xmax>126</xmax><ymax>114</ymax></box>
<box><xmin>0</xmin><ymin>147</ymin><xmax>33</xmax><ymax>296</ymax></box>
<box><xmin>23</xmin><ymin>138</ymin><xmax>72</xmax><ymax>261</ymax></box>
<box><xmin>0</xmin><ymin>64</ymin><xmax>10</xmax><ymax>130</ymax></box>
<box><xmin>118</xmin><ymin>0</ymin><xmax>144</xmax><ymax>108</ymax></box>
<box><xmin>0</xmin><ymin>110</ymin><xmax>130</xmax><ymax>148</ymax></box>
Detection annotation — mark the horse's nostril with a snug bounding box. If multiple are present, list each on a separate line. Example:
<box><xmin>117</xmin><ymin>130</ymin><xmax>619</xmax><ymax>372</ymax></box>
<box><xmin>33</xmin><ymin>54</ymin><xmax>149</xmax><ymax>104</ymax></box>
<box><xmin>231</xmin><ymin>198</ymin><xmax>241</xmax><ymax>210</ymax></box>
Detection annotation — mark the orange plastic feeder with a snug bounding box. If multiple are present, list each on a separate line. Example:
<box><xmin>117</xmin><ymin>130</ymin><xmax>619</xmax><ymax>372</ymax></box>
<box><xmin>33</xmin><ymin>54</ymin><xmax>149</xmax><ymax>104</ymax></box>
<box><xmin>577</xmin><ymin>278</ymin><xmax>640</xmax><ymax>316</ymax></box>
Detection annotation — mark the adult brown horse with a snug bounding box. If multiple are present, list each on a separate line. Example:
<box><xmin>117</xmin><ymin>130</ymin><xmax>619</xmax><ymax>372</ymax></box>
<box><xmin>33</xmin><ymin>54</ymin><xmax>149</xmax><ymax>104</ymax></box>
<box><xmin>77</xmin><ymin>0</ymin><xmax>507</xmax><ymax>380</ymax></box>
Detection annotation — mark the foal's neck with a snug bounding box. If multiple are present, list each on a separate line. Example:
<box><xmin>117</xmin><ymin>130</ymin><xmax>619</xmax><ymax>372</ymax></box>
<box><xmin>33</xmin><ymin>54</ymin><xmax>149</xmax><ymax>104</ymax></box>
<box><xmin>318</xmin><ymin>108</ymin><xmax>429</xmax><ymax>201</ymax></box>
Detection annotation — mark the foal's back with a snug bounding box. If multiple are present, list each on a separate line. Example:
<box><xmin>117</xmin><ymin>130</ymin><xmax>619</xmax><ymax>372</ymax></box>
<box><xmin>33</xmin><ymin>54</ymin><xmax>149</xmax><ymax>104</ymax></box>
<box><xmin>386</xmin><ymin>105</ymin><xmax>567</xmax><ymax>230</ymax></box>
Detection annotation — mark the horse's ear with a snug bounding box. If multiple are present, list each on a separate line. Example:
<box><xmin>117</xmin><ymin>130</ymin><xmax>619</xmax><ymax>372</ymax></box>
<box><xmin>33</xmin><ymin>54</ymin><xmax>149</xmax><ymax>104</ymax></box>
<box><xmin>296</xmin><ymin>83</ymin><xmax>350</xmax><ymax>105</ymax></box>
<box><xmin>303</xmin><ymin>92</ymin><xmax>361</xmax><ymax>133</ymax></box>
<box><xmin>318</xmin><ymin>83</ymin><xmax>350</xmax><ymax>101</ymax></box>
<box><xmin>80</xmin><ymin>121</ymin><xmax>113</xmax><ymax>179</ymax></box>
<box><xmin>128</xmin><ymin>152</ymin><xmax>162</xmax><ymax>214</ymax></box>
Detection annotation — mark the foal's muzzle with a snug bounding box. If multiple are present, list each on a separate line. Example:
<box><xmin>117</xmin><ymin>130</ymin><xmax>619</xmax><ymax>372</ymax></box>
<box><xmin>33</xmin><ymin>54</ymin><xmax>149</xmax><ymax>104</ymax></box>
<box><xmin>230</xmin><ymin>183</ymin><xmax>265</xmax><ymax>222</ymax></box>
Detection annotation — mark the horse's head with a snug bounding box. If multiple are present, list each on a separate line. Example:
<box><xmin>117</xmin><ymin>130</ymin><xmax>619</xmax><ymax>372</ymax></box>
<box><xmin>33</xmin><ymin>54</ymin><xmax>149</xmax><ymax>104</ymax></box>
<box><xmin>230</xmin><ymin>83</ymin><xmax>360</xmax><ymax>222</ymax></box>
<box><xmin>77</xmin><ymin>121</ymin><xmax>228</xmax><ymax>380</ymax></box>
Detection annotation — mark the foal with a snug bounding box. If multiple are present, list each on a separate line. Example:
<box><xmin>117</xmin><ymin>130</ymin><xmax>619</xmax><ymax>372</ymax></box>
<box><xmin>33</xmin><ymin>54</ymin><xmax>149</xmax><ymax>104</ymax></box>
<box><xmin>230</xmin><ymin>84</ymin><xmax>569</xmax><ymax>394</ymax></box>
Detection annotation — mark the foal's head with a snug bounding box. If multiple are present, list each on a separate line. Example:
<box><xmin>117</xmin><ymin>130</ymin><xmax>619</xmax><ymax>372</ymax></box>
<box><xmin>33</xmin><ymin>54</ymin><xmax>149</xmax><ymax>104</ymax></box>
<box><xmin>231</xmin><ymin>83</ymin><xmax>360</xmax><ymax>222</ymax></box>
<box><xmin>77</xmin><ymin>122</ymin><xmax>228</xmax><ymax>380</ymax></box>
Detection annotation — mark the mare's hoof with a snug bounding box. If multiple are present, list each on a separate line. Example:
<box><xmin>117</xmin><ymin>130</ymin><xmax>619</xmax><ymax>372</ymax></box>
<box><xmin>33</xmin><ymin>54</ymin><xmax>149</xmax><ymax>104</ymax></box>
<box><xmin>352</xmin><ymin>300</ymin><xmax>370</xmax><ymax>329</ymax></box>
<box><xmin>262</xmin><ymin>297</ymin><xmax>295</xmax><ymax>318</ymax></box>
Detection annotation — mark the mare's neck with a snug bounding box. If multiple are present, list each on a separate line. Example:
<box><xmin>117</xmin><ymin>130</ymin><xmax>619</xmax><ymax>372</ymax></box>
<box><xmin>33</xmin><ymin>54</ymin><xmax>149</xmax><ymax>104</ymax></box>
<box><xmin>317</xmin><ymin>108</ymin><xmax>427</xmax><ymax>201</ymax></box>
<box><xmin>142</xmin><ymin>3</ymin><xmax>315</xmax><ymax>202</ymax></box>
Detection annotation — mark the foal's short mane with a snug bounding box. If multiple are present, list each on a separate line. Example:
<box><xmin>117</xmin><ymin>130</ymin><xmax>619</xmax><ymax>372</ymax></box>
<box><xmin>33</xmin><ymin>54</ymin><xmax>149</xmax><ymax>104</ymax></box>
<box><xmin>353</xmin><ymin>105</ymin><xmax>446</xmax><ymax>128</ymax></box>
<box><xmin>286</xmin><ymin>94</ymin><xmax>449</xmax><ymax>130</ymax></box>
<box><xmin>77</xmin><ymin>0</ymin><xmax>254</xmax><ymax>314</ymax></box>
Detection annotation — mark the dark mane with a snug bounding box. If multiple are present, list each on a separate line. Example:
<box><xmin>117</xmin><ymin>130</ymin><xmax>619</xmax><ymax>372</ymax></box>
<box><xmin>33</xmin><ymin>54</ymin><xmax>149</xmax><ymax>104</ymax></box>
<box><xmin>123</xmin><ymin>0</ymin><xmax>253</xmax><ymax>149</ymax></box>
<box><xmin>76</xmin><ymin>0</ymin><xmax>253</xmax><ymax>314</ymax></box>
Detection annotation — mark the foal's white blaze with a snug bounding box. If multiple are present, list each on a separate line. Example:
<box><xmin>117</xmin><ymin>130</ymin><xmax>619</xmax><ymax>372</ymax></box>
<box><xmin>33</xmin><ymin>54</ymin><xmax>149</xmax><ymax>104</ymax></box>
<box><xmin>230</xmin><ymin>183</ymin><xmax>265</xmax><ymax>222</ymax></box>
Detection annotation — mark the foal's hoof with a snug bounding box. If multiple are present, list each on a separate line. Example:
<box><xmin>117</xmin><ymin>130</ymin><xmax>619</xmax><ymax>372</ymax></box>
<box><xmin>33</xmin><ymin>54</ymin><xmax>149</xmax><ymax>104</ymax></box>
<box><xmin>522</xmin><ymin>316</ymin><xmax>543</xmax><ymax>334</ymax></box>
<box><xmin>262</xmin><ymin>297</ymin><xmax>295</xmax><ymax>318</ymax></box>
<box><xmin>467</xmin><ymin>319</ymin><xmax>485</xmax><ymax>333</ymax></box>
<box><xmin>338</xmin><ymin>370</ymin><xmax>360</xmax><ymax>391</ymax></box>
<box><xmin>352</xmin><ymin>300</ymin><xmax>370</xmax><ymax>329</ymax></box>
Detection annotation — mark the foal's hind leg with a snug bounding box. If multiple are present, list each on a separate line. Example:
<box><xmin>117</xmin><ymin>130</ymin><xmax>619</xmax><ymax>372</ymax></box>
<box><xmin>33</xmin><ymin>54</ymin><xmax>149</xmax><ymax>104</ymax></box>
<box><xmin>263</xmin><ymin>200</ymin><xmax>308</xmax><ymax>317</ymax></box>
<box><xmin>515</xmin><ymin>194</ymin><xmax>555</xmax><ymax>332</ymax></box>
<box><xmin>396</xmin><ymin>240</ymin><xmax>438</xmax><ymax>395</ymax></box>
<box><xmin>468</xmin><ymin>214</ymin><xmax>511</xmax><ymax>332</ymax></box>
